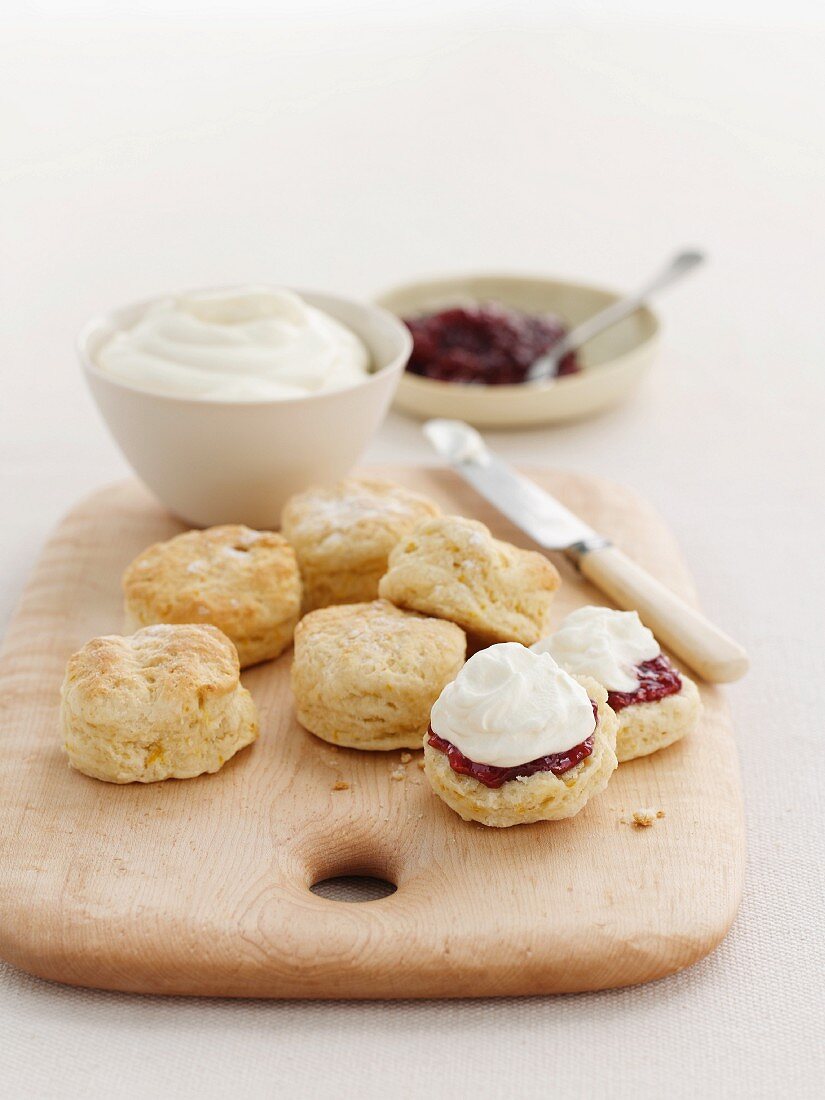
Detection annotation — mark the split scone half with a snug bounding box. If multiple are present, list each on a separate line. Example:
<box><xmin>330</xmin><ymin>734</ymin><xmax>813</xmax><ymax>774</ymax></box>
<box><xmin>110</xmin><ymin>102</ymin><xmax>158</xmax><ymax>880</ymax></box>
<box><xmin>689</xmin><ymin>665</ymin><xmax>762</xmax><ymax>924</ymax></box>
<box><xmin>61</xmin><ymin>623</ymin><xmax>259</xmax><ymax>783</ymax></box>
<box><xmin>281</xmin><ymin>477</ymin><xmax>441</xmax><ymax>612</ymax></box>
<box><xmin>423</xmin><ymin>643</ymin><xmax>618</xmax><ymax>827</ymax></box>
<box><xmin>533</xmin><ymin>605</ymin><xmax>702</xmax><ymax>763</ymax></box>
<box><xmin>122</xmin><ymin>524</ymin><xmax>301</xmax><ymax>668</ymax></box>
<box><xmin>291</xmin><ymin>600</ymin><xmax>466</xmax><ymax>750</ymax></box>
<box><xmin>378</xmin><ymin>515</ymin><xmax>561</xmax><ymax>646</ymax></box>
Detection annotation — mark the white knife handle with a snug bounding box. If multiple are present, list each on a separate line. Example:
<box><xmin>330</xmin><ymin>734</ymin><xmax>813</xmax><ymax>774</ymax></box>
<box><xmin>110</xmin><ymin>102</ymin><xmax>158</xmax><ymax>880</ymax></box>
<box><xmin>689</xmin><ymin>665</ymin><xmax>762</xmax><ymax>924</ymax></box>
<box><xmin>572</xmin><ymin>544</ymin><xmax>749</xmax><ymax>683</ymax></box>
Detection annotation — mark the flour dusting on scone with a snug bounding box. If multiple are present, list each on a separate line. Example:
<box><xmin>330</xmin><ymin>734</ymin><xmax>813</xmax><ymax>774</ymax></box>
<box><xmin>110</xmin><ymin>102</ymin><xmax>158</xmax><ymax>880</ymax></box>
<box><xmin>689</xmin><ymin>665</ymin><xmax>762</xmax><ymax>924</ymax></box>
<box><xmin>423</xmin><ymin>643</ymin><xmax>617</xmax><ymax>826</ymax></box>
<box><xmin>122</xmin><ymin>525</ymin><xmax>301</xmax><ymax>668</ymax></box>
<box><xmin>378</xmin><ymin>515</ymin><xmax>560</xmax><ymax>645</ymax></box>
<box><xmin>281</xmin><ymin>477</ymin><xmax>441</xmax><ymax>612</ymax></box>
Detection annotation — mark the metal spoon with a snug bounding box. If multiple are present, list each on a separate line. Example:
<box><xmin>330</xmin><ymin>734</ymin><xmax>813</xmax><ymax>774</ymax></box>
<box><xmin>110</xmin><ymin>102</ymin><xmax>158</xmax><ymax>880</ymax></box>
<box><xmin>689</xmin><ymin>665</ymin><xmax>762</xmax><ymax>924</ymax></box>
<box><xmin>527</xmin><ymin>249</ymin><xmax>706</xmax><ymax>383</ymax></box>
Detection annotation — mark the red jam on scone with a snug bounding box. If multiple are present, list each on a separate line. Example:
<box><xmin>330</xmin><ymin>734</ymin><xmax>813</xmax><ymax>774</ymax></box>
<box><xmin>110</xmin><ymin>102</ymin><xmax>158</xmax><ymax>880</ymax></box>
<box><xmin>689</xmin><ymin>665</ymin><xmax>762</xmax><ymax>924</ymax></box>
<box><xmin>427</xmin><ymin>702</ymin><xmax>598</xmax><ymax>790</ymax></box>
<box><xmin>604</xmin><ymin>654</ymin><xmax>682</xmax><ymax>712</ymax></box>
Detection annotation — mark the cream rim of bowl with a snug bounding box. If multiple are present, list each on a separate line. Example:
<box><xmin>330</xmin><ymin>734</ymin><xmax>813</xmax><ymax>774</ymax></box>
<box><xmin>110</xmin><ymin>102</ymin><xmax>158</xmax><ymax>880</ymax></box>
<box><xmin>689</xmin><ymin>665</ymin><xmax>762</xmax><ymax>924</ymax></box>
<box><xmin>81</xmin><ymin>284</ymin><xmax>410</xmax><ymax>406</ymax></box>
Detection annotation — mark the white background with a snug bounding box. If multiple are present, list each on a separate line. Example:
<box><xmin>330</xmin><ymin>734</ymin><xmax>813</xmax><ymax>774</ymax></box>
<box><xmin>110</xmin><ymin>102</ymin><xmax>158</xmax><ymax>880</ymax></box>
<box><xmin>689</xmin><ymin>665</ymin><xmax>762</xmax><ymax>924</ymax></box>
<box><xmin>2</xmin><ymin>2</ymin><xmax>824</xmax><ymax>1097</ymax></box>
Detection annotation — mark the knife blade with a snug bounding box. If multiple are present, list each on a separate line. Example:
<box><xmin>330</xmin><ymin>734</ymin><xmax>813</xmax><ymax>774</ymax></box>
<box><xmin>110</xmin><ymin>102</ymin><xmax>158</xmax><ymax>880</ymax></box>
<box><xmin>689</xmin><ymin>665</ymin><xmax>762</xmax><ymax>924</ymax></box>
<box><xmin>423</xmin><ymin>419</ymin><xmax>606</xmax><ymax>552</ymax></box>
<box><xmin>423</xmin><ymin>419</ymin><xmax>749</xmax><ymax>684</ymax></box>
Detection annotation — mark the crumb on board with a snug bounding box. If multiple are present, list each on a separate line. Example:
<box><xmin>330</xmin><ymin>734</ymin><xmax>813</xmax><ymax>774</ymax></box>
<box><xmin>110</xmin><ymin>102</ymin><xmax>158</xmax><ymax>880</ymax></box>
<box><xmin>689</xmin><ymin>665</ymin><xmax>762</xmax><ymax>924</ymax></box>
<box><xmin>623</xmin><ymin>808</ymin><xmax>666</xmax><ymax>828</ymax></box>
<box><xmin>390</xmin><ymin>766</ymin><xmax>406</xmax><ymax>782</ymax></box>
<box><xmin>417</xmin><ymin>758</ymin><xmax>426</xmax><ymax>770</ymax></box>
<box><xmin>400</xmin><ymin>752</ymin><xmax>412</xmax><ymax>764</ymax></box>
<box><xmin>332</xmin><ymin>780</ymin><xmax>350</xmax><ymax>791</ymax></box>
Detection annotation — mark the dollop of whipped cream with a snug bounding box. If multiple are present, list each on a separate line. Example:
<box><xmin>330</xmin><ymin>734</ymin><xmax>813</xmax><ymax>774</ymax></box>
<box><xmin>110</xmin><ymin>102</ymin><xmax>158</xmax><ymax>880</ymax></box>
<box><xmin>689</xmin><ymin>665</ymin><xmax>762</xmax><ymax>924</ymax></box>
<box><xmin>96</xmin><ymin>286</ymin><xmax>371</xmax><ymax>401</ymax></box>
<box><xmin>430</xmin><ymin>642</ymin><xmax>596</xmax><ymax>767</ymax></box>
<box><xmin>532</xmin><ymin>606</ymin><xmax>659</xmax><ymax>693</ymax></box>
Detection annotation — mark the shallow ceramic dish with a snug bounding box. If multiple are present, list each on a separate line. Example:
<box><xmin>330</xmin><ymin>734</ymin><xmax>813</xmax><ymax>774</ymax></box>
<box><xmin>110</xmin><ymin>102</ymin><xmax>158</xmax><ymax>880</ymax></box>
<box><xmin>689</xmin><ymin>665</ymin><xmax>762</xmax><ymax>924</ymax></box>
<box><xmin>375</xmin><ymin>273</ymin><xmax>660</xmax><ymax>428</ymax></box>
<box><xmin>79</xmin><ymin>288</ymin><xmax>411</xmax><ymax>528</ymax></box>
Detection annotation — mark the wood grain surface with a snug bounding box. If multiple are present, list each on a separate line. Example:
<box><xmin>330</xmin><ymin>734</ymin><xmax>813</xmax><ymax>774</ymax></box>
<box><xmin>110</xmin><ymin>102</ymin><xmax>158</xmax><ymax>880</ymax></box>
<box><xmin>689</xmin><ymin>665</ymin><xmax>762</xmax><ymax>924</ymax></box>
<box><xmin>0</xmin><ymin>468</ymin><xmax>744</xmax><ymax>998</ymax></box>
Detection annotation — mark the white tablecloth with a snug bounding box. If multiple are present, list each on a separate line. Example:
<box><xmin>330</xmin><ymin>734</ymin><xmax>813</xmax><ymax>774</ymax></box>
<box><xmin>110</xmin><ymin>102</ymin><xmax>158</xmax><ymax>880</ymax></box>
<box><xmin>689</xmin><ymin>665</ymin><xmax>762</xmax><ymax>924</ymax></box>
<box><xmin>2</xmin><ymin>5</ymin><xmax>823</xmax><ymax>1097</ymax></box>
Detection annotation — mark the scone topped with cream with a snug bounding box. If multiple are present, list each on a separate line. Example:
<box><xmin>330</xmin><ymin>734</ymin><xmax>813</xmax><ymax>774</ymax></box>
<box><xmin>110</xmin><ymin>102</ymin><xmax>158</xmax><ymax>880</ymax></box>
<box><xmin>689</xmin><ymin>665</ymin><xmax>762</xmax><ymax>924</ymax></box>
<box><xmin>533</xmin><ymin>606</ymin><xmax>701</xmax><ymax>763</ymax></box>
<box><xmin>423</xmin><ymin>643</ymin><xmax>617</xmax><ymax>827</ymax></box>
<box><xmin>282</xmin><ymin>477</ymin><xmax>441</xmax><ymax>612</ymax></box>
<box><xmin>123</xmin><ymin>525</ymin><xmax>301</xmax><ymax>668</ymax></box>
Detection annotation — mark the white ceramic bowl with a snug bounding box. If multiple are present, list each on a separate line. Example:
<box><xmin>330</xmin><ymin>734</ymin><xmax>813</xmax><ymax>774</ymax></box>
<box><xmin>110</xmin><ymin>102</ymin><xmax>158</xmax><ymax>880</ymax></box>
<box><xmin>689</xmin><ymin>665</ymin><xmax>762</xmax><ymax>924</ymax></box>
<box><xmin>79</xmin><ymin>288</ymin><xmax>412</xmax><ymax>528</ymax></box>
<box><xmin>375</xmin><ymin>273</ymin><xmax>660</xmax><ymax>428</ymax></box>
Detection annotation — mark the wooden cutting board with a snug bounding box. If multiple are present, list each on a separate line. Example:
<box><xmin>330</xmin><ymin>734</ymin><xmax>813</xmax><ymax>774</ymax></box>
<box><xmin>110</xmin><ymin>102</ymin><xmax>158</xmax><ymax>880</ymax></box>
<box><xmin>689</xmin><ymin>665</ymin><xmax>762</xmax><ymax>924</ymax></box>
<box><xmin>0</xmin><ymin>468</ymin><xmax>744</xmax><ymax>998</ymax></box>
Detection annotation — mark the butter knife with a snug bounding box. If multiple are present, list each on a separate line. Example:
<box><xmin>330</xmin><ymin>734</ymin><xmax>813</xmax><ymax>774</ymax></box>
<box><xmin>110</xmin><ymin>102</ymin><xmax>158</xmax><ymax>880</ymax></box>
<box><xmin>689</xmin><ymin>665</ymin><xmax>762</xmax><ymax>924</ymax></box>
<box><xmin>423</xmin><ymin>419</ymin><xmax>748</xmax><ymax>683</ymax></box>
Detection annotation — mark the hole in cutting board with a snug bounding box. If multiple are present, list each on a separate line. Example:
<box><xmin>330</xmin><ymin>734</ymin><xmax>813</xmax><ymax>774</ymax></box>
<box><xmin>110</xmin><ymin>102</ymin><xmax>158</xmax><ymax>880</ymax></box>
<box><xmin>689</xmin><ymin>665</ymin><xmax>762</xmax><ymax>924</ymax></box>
<box><xmin>310</xmin><ymin>875</ymin><xmax>397</xmax><ymax>903</ymax></box>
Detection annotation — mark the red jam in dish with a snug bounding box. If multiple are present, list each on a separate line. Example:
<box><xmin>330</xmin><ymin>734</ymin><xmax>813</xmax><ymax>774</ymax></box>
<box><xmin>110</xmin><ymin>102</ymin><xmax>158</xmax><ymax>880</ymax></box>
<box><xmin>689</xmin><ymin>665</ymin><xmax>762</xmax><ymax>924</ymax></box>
<box><xmin>404</xmin><ymin>303</ymin><xmax>580</xmax><ymax>385</ymax></box>
<box><xmin>427</xmin><ymin>703</ymin><xmax>598</xmax><ymax>790</ymax></box>
<box><xmin>606</xmin><ymin>655</ymin><xmax>682</xmax><ymax>712</ymax></box>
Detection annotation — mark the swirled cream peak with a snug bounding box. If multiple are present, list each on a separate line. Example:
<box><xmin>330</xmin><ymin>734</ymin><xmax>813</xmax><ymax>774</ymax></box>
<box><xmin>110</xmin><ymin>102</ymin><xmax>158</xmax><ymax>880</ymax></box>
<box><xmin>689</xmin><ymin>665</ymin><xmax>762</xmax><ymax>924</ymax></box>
<box><xmin>532</xmin><ymin>606</ymin><xmax>659</xmax><ymax>693</ymax></box>
<box><xmin>95</xmin><ymin>286</ymin><xmax>371</xmax><ymax>400</ymax></box>
<box><xmin>430</xmin><ymin>642</ymin><xmax>595</xmax><ymax>767</ymax></box>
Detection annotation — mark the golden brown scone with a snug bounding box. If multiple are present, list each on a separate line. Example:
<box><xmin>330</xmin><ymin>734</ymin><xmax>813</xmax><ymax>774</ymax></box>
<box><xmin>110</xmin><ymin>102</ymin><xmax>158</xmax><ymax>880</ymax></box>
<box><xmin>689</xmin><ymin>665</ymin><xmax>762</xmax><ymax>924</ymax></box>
<box><xmin>378</xmin><ymin>515</ymin><xmax>560</xmax><ymax>645</ymax></box>
<box><xmin>423</xmin><ymin>677</ymin><xmax>617</xmax><ymax>827</ymax></box>
<box><xmin>615</xmin><ymin>673</ymin><xmax>701</xmax><ymax>763</ymax></box>
<box><xmin>123</xmin><ymin>525</ymin><xmax>301</xmax><ymax>668</ymax></box>
<box><xmin>61</xmin><ymin>624</ymin><xmax>259</xmax><ymax>783</ymax></box>
<box><xmin>281</xmin><ymin>477</ymin><xmax>440</xmax><ymax>612</ymax></box>
<box><xmin>291</xmin><ymin>599</ymin><xmax>466</xmax><ymax>750</ymax></box>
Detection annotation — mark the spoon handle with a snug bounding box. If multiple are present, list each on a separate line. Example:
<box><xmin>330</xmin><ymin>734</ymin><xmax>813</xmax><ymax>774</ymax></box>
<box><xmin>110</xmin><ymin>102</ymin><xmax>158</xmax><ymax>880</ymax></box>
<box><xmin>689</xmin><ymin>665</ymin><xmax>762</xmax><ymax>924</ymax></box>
<box><xmin>529</xmin><ymin>249</ymin><xmax>705</xmax><ymax>380</ymax></box>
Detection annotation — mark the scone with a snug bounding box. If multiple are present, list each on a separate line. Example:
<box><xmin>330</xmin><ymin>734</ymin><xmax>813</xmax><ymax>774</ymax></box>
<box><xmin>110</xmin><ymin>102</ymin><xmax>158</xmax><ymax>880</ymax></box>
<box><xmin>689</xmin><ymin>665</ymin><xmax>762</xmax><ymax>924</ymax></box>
<box><xmin>533</xmin><ymin>605</ymin><xmax>702</xmax><ymax>763</ymax></box>
<box><xmin>423</xmin><ymin>643</ymin><xmax>617</xmax><ymax>827</ymax></box>
<box><xmin>281</xmin><ymin>477</ymin><xmax>441</xmax><ymax>612</ymax></box>
<box><xmin>608</xmin><ymin>677</ymin><xmax>701</xmax><ymax>762</ymax></box>
<box><xmin>123</xmin><ymin>525</ymin><xmax>301</xmax><ymax>668</ymax></box>
<box><xmin>61</xmin><ymin>623</ymin><xmax>259</xmax><ymax>783</ymax></box>
<box><xmin>291</xmin><ymin>599</ymin><xmax>466</xmax><ymax>750</ymax></box>
<box><xmin>378</xmin><ymin>515</ymin><xmax>560</xmax><ymax>645</ymax></box>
